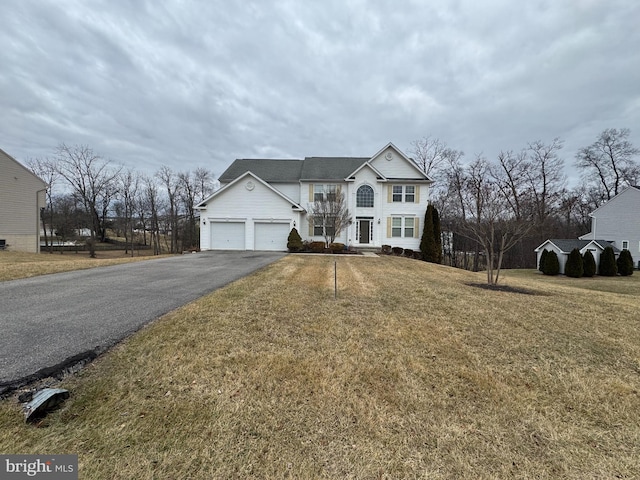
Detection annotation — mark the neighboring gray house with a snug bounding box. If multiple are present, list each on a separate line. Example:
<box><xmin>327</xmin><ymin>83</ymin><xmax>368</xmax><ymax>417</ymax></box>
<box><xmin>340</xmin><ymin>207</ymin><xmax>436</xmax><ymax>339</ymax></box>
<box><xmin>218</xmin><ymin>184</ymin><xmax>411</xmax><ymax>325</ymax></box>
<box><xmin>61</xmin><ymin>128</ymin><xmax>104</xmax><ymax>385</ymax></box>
<box><xmin>534</xmin><ymin>239</ymin><xmax>619</xmax><ymax>274</ymax></box>
<box><xmin>579</xmin><ymin>186</ymin><xmax>640</xmax><ymax>257</ymax></box>
<box><xmin>0</xmin><ymin>148</ymin><xmax>47</xmax><ymax>253</ymax></box>
<box><xmin>196</xmin><ymin>143</ymin><xmax>433</xmax><ymax>251</ymax></box>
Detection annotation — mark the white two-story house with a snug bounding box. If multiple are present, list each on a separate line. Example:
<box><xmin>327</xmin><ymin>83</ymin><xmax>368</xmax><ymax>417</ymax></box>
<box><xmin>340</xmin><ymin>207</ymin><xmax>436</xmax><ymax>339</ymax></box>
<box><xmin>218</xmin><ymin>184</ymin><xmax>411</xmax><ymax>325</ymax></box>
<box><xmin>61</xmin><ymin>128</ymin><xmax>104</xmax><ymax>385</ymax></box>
<box><xmin>579</xmin><ymin>185</ymin><xmax>640</xmax><ymax>257</ymax></box>
<box><xmin>196</xmin><ymin>143</ymin><xmax>433</xmax><ymax>251</ymax></box>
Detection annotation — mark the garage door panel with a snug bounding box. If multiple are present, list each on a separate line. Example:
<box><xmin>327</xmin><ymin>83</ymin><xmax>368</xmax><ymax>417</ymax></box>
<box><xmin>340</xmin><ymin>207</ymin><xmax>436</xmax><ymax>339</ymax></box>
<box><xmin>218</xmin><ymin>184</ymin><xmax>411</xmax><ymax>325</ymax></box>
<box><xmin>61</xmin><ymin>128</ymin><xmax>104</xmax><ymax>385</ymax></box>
<box><xmin>211</xmin><ymin>222</ymin><xmax>245</xmax><ymax>250</ymax></box>
<box><xmin>254</xmin><ymin>223</ymin><xmax>289</xmax><ymax>251</ymax></box>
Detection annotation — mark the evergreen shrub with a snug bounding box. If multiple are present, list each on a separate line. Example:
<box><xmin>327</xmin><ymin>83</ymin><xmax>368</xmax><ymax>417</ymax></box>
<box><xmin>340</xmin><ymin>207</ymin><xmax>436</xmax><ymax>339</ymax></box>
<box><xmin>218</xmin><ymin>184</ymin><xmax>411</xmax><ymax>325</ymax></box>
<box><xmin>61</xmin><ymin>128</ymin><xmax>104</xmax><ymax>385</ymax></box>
<box><xmin>617</xmin><ymin>249</ymin><xmax>634</xmax><ymax>276</ymax></box>
<box><xmin>599</xmin><ymin>246</ymin><xmax>617</xmax><ymax>276</ymax></box>
<box><xmin>542</xmin><ymin>250</ymin><xmax>559</xmax><ymax>275</ymax></box>
<box><xmin>582</xmin><ymin>250</ymin><xmax>596</xmax><ymax>277</ymax></box>
<box><xmin>539</xmin><ymin>249</ymin><xmax>549</xmax><ymax>272</ymax></box>
<box><xmin>287</xmin><ymin>228</ymin><xmax>303</xmax><ymax>252</ymax></box>
<box><xmin>564</xmin><ymin>248</ymin><xmax>584</xmax><ymax>278</ymax></box>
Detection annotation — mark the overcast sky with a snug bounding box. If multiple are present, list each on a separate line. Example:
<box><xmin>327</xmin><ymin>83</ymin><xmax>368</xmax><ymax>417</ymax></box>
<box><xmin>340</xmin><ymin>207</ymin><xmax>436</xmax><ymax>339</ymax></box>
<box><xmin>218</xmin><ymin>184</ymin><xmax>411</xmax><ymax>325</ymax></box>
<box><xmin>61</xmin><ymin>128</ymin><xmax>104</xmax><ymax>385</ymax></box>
<box><xmin>2</xmin><ymin>0</ymin><xmax>639</xmax><ymax>185</ymax></box>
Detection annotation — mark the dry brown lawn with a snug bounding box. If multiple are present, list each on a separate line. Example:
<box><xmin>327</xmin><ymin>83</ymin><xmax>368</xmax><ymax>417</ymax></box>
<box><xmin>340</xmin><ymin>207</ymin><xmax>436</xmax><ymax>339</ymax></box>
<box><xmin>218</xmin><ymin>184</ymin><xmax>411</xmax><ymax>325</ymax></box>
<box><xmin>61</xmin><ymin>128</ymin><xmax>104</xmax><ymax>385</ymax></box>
<box><xmin>0</xmin><ymin>250</ymin><xmax>169</xmax><ymax>281</ymax></box>
<box><xmin>1</xmin><ymin>255</ymin><xmax>639</xmax><ymax>478</ymax></box>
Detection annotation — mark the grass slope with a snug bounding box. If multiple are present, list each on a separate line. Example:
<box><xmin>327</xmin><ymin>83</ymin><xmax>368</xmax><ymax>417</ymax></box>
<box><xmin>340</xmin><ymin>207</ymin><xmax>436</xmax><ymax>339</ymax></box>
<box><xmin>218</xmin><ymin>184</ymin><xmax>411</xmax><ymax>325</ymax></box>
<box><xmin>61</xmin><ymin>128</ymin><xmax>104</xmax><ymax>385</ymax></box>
<box><xmin>1</xmin><ymin>256</ymin><xmax>639</xmax><ymax>478</ymax></box>
<box><xmin>0</xmin><ymin>251</ymin><xmax>168</xmax><ymax>282</ymax></box>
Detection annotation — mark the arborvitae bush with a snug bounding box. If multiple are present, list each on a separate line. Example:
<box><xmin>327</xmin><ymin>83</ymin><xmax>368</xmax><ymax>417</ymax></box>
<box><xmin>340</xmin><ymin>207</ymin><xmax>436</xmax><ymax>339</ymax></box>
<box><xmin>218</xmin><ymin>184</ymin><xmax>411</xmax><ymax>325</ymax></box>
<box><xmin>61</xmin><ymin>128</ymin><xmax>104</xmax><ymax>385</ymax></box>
<box><xmin>542</xmin><ymin>250</ymin><xmax>560</xmax><ymax>275</ymax></box>
<box><xmin>420</xmin><ymin>205</ymin><xmax>438</xmax><ymax>262</ymax></box>
<box><xmin>564</xmin><ymin>248</ymin><xmax>584</xmax><ymax>278</ymax></box>
<box><xmin>287</xmin><ymin>228</ymin><xmax>303</xmax><ymax>252</ymax></box>
<box><xmin>432</xmin><ymin>207</ymin><xmax>443</xmax><ymax>263</ymax></box>
<box><xmin>599</xmin><ymin>246</ymin><xmax>617</xmax><ymax>276</ymax></box>
<box><xmin>582</xmin><ymin>250</ymin><xmax>596</xmax><ymax>277</ymax></box>
<box><xmin>616</xmin><ymin>249</ymin><xmax>634</xmax><ymax>276</ymax></box>
<box><xmin>539</xmin><ymin>249</ymin><xmax>549</xmax><ymax>271</ymax></box>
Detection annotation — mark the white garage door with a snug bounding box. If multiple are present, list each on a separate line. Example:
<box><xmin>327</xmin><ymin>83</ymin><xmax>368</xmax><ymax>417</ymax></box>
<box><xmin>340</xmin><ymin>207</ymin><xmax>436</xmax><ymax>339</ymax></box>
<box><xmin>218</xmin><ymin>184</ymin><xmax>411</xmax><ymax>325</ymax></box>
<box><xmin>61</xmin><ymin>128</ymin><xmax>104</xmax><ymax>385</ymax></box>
<box><xmin>210</xmin><ymin>222</ymin><xmax>245</xmax><ymax>250</ymax></box>
<box><xmin>254</xmin><ymin>223</ymin><xmax>289</xmax><ymax>251</ymax></box>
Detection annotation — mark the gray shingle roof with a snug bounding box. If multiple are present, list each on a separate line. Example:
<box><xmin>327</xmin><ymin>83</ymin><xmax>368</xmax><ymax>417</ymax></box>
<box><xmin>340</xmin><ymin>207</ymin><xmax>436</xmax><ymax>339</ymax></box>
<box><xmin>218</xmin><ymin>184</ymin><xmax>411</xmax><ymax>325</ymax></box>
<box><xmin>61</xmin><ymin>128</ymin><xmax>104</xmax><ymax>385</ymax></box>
<box><xmin>218</xmin><ymin>159</ymin><xmax>304</xmax><ymax>183</ymax></box>
<box><xmin>218</xmin><ymin>156</ymin><xmax>372</xmax><ymax>183</ymax></box>
<box><xmin>542</xmin><ymin>239</ymin><xmax>620</xmax><ymax>253</ymax></box>
<box><xmin>300</xmin><ymin>157</ymin><xmax>370</xmax><ymax>180</ymax></box>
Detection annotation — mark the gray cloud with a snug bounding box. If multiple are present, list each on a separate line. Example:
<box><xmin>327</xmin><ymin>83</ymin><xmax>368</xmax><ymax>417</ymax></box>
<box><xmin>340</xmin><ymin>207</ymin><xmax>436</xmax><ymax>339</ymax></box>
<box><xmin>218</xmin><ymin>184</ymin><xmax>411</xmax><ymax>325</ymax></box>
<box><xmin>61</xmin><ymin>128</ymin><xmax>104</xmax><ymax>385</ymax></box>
<box><xmin>1</xmin><ymin>0</ymin><xmax>638</xmax><ymax>183</ymax></box>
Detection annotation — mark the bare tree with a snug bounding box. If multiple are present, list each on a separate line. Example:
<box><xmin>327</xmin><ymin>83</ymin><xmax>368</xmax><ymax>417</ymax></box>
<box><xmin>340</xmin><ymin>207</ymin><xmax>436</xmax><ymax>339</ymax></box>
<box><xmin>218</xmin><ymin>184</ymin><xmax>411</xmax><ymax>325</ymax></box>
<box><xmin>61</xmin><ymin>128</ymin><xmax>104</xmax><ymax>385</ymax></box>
<box><xmin>525</xmin><ymin>138</ymin><xmax>566</xmax><ymax>222</ymax></box>
<box><xmin>54</xmin><ymin>144</ymin><xmax>122</xmax><ymax>256</ymax></box>
<box><xmin>143</xmin><ymin>175</ymin><xmax>163</xmax><ymax>255</ymax></box>
<box><xmin>490</xmin><ymin>150</ymin><xmax>531</xmax><ymax>219</ymax></box>
<box><xmin>410</xmin><ymin>136</ymin><xmax>454</xmax><ymax>177</ymax></box>
<box><xmin>118</xmin><ymin>169</ymin><xmax>140</xmax><ymax>256</ymax></box>
<box><xmin>456</xmin><ymin>155</ymin><xmax>535</xmax><ymax>285</ymax></box>
<box><xmin>156</xmin><ymin>166</ymin><xmax>182</xmax><ymax>253</ymax></box>
<box><xmin>575</xmin><ymin>128</ymin><xmax>640</xmax><ymax>202</ymax></box>
<box><xmin>194</xmin><ymin>167</ymin><xmax>216</xmax><ymax>203</ymax></box>
<box><xmin>308</xmin><ymin>189</ymin><xmax>351</xmax><ymax>247</ymax></box>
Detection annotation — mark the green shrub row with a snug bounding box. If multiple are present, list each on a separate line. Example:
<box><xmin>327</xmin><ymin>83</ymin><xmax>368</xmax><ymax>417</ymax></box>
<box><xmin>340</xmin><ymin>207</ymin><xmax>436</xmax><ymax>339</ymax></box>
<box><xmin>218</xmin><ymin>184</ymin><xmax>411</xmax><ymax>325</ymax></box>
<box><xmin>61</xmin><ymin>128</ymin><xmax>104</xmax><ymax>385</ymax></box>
<box><xmin>539</xmin><ymin>247</ymin><xmax>634</xmax><ymax>277</ymax></box>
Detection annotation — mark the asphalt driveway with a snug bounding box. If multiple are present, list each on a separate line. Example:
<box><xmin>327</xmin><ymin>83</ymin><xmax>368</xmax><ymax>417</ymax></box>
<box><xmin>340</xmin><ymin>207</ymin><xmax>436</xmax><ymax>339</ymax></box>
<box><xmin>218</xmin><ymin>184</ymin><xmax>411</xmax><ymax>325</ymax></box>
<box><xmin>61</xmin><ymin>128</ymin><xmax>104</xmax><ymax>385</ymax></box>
<box><xmin>0</xmin><ymin>251</ymin><xmax>286</xmax><ymax>392</ymax></box>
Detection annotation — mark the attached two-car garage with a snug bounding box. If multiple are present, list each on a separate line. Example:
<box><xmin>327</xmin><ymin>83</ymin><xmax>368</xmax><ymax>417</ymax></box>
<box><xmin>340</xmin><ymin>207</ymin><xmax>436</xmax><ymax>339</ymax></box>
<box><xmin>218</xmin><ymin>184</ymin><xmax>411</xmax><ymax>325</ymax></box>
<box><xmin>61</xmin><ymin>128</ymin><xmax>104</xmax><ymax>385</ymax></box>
<box><xmin>198</xmin><ymin>171</ymin><xmax>304</xmax><ymax>252</ymax></box>
<box><xmin>208</xmin><ymin>221</ymin><xmax>290</xmax><ymax>251</ymax></box>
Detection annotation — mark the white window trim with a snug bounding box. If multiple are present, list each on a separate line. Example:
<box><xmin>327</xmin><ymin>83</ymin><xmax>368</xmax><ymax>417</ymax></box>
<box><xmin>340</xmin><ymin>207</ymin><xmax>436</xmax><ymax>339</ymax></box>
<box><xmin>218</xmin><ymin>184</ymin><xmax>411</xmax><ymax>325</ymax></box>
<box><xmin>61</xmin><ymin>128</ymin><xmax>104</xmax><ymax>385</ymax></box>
<box><xmin>391</xmin><ymin>216</ymin><xmax>416</xmax><ymax>238</ymax></box>
<box><xmin>391</xmin><ymin>185</ymin><xmax>417</xmax><ymax>203</ymax></box>
<box><xmin>621</xmin><ymin>240</ymin><xmax>629</xmax><ymax>250</ymax></box>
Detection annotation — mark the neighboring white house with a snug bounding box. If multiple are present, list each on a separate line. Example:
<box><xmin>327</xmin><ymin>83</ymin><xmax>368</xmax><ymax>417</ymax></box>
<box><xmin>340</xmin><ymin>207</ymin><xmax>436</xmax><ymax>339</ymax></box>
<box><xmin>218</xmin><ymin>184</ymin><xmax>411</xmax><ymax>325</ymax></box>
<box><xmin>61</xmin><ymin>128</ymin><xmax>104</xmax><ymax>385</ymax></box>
<box><xmin>534</xmin><ymin>239</ymin><xmax>619</xmax><ymax>274</ymax></box>
<box><xmin>196</xmin><ymin>143</ymin><xmax>433</xmax><ymax>251</ymax></box>
<box><xmin>0</xmin><ymin>148</ymin><xmax>47</xmax><ymax>253</ymax></box>
<box><xmin>579</xmin><ymin>186</ymin><xmax>640</xmax><ymax>257</ymax></box>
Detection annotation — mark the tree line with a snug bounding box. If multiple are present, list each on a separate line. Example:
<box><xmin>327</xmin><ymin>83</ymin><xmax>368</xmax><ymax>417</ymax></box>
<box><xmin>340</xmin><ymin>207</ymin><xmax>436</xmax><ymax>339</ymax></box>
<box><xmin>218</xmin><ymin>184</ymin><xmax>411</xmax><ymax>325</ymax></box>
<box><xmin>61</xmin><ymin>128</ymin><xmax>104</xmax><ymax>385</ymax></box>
<box><xmin>27</xmin><ymin>144</ymin><xmax>216</xmax><ymax>257</ymax></box>
<box><xmin>411</xmin><ymin>128</ymin><xmax>639</xmax><ymax>283</ymax></box>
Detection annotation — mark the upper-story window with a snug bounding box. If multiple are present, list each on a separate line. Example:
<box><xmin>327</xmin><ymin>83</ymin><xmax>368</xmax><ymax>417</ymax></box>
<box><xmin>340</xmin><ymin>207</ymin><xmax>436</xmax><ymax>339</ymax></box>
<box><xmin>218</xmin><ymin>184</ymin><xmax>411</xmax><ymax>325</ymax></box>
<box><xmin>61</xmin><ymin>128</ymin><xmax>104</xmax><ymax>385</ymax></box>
<box><xmin>622</xmin><ymin>240</ymin><xmax>629</xmax><ymax>250</ymax></box>
<box><xmin>314</xmin><ymin>184</ymin><xmax>337</xmax><ymax>202</ymax></box>
<box><xmin>391</xmin><ymin>185</ymin><xmax>418</xmax><ymax>203</ymax></box>
<box><xmin>405</xmin><ymin>186</ymin><xmax>415</xmax><ymax>202</ymax></box>
<box><xmin>356</xmin><ymin>185</ymin><xmax>374</xmax><ymax>208</ymax></box>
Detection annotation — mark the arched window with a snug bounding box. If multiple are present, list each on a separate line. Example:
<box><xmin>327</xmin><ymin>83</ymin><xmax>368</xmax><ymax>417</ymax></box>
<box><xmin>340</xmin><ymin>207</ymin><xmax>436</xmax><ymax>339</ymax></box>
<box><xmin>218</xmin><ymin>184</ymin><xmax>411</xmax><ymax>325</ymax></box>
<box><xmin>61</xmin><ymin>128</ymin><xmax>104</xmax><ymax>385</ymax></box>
<box><xmin>356</xmin><ymin>185</ymin><xmax>374</xmax><ymax>208</ymax></box>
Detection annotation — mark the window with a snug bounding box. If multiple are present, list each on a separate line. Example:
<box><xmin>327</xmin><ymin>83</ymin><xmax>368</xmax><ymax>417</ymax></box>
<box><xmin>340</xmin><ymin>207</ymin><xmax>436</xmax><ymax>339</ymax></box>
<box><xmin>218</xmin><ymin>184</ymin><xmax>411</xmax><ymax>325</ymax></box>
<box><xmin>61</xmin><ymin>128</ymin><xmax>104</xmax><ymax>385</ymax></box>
<box><xmin>391</xmin><ymin>217</ymin><xmax>402</xmax><ymax>237</ymax></box>
<box><xmin>314</xmin><ymin>217</ymin><xmax>335</xmax><ymax>237</ymax></box>
<box><xmin>392</xmin><ymin>185</ymin><xmax>403</xmax><ymax>202</ymax></box>
<box><xmin>390</xmin><ymin>217</ymin><xmax>417</xmax><ymax>238</ymax></box>
<box><xmin>405</xmin><ymin>186</ymin><xmax>415</xmax><ymax>203</ymax></box>
<box><xmin>313</xmin><ymin>217</ymin><xmax>323</xmax><ymax>236</ymax></box>
<box><xmin>404</xmin><ymin>217</ymin><xmax>414</xmax><ymax>237</ymax></box>
<box><xmin>314</xmin><ymin>184</ymin><xmax>337</xmax><ymax>201</ymax></box>
<box><xmin>356</xmin><ymin>185</ymin><xmax>374</xmax><ymax>207</ymax></box>
<box><xmin>622</xmin><ymin>240</ymin><xmax>629</xmax><ymax>250</ymax></box>
<box><xmin>390</xmin><ymin>185</ymin><xmax>417</xmax><ymax>203</ymax></box>
<box><xmin>326</xmin><ymin>184</ymin><xmax>337</xmax><ymax>201</ymax></box>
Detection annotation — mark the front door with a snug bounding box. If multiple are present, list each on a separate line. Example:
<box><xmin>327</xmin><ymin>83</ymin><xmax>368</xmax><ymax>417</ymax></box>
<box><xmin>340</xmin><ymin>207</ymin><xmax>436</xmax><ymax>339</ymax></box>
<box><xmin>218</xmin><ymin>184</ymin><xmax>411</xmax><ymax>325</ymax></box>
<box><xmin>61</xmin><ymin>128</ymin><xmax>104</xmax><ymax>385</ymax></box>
<box><xmin>359</xmin><ymin>219</ymin><xmax>370</xmax><ymax>244</ymax></box>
